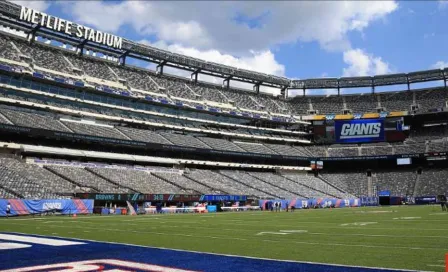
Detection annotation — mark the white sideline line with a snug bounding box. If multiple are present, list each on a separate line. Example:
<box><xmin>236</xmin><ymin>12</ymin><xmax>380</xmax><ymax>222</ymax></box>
<box><xmin>2</xmin><ymin>232</ymin><xmax>427</xmax><ymax>272</ymax></box>
<box><xmin>0</xmin><ymin>233</ymin><xmax>85</xmax><ymax>246</ymax></box>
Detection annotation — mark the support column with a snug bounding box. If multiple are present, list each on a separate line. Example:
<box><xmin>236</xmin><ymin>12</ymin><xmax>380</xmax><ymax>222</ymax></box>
<box><xmin>156</xmin><ymin>61</ymin><xmax>166</xmax><ymax>75</ymax></box>
<box><xmin>281</xmin><ymin>86</ymin><xmax>288</xmax><ymax>99</ymax></box>
<box><xmin>119</xmin><ymin>51</ymin><xmax>129</xmax><ymax>66</ymax></box>
<box><xmin>27</xmin><ymin>25</ymin><xmax>41</xmax><ymax>44</ymax></box>
<box><xmin>253</xmin><ymin>83</ymin><xmax>260</xmax><ymax>94</ymax></box>
<box><xmin>223</xmin><ymin>78</ymin><xmax>230</xmax><ymax>89</ymax></box>
<box><xmin>222</xmin><ymin>76</ymin><xmax>232</xmax><ymax>89</ymax></box>
<box><xmin>191</xmin><ymin>69</ymin><xmax>200</xmax><ymax>84</ymax></box>
<box><xmin>26</xmin><ymin>32</ymin><xmax>35</xmax><ymax>44</ymax></box>
<box><xmin>77</xmin><ymin>39</ymin><xmax>88</xmax><ymax>57</ymax></box>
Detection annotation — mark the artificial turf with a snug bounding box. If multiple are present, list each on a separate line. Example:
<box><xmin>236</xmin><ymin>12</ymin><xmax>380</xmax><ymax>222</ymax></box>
<box><xmin>0</xmin><ymin>205</ymin><xmax>447</xmax><ymax>271</ymax></box>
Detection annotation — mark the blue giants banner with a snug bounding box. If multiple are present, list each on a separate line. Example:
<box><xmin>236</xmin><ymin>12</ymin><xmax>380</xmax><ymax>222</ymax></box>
<box><xmin>0</xmin><ymin>199</ymin><xmax>93</xmax><ymax>217</ymax></box>
<box><xmin>414</xmin><ymin>196</ymin><xmax>437</xmax><ymax>205</ymax></box>
<box><xmin>259</xmin><ymin>198</ymin><xmax>361</xmax><ymax>210</ymax></box>
<box><xmin>360</xmin><ymin>197</ymin><xmax>379</xmax><ymax>206</ymax></box>
<box><xmin>335</xmin><ymin>119</ymin><xmax>385</xmax><ymax>143</ymax></box>
<box><xmin>378</xmin><ymin>190</ymin><xmax>391</xmax><ymax>197</ymax></box>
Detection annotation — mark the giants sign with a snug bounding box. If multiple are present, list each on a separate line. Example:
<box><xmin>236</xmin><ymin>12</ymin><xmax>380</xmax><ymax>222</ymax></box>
<box><xmin>335</xmin><ymin>119</ymin><xmax>385</xmax><ymax>143</ymax></box>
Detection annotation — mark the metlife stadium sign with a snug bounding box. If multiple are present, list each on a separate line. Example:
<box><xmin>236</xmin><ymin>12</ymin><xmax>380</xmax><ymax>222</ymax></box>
<box><xmin>18</xmin><ymin>6</ymin><xmax>123</xmax><ymax>49</ymax></box>
<box><xmin>335</xmin><ymin>119</ymin><xmax>385</xmax><ymax>143</ymax></box>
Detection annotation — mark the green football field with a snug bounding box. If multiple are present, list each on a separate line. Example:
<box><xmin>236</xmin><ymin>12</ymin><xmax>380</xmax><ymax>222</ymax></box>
<box><xmin>1</xmin><ymin>205</ymin><xmax>447</xmax><ymax>271</ymax></box>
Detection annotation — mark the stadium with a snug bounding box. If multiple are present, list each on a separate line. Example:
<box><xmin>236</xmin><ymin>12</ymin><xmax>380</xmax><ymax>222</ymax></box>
<box><xmin>0</xmin><ymin>1</ymin><xmax>447</xmax><ymax>271</ymax></box>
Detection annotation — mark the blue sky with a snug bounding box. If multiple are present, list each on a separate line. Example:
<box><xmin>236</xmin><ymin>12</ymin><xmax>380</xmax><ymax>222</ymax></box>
<box><xmin>16</xmin><ymin>1</ymin><xmax>448</xmax><ymax>95</ymax></box>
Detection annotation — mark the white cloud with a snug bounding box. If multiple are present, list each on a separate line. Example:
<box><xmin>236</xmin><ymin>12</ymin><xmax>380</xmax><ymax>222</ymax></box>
<box><xmin>143</xmin><ymin>40</ymin><xmax>285</xmax><ymax>76</ymax></box>
<box><xmin>342</xmin><ymin>48</ymin><xmax>391</xmax><ymax>77</ymax></box>
<box><xmin>53</xmin><ymin>1</ymin><xmax>398</xmax><ymax>95</ymax></box>
<box><xmin>431</xmin><ymin>61</ymin><xmax>448</xmax><ymax>69</ymax></box>
<box><xmin>140</xmin><ymin>40</ymin><xmax>285</xmax><ymax>95</ymax></box>
<box><xmin>12</xmin><ymin>0</ymin><xmax>51</xmax><ymax>11</ymax></box>
<box><xmin>60</xmin><ymin>1</ymin><xmax>398</xmax><ymax>55</ymax></box>
<box><xmin>438</xmin><ymin>0</ymin><xmax>448</xmax><ymax>9</ymax></box>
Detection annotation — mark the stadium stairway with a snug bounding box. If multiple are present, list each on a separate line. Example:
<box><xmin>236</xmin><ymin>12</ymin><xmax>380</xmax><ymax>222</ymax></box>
<box><xmin>246</xmin><ymin>172</ymin><xmax>307</xmax><ymax>198</ymax></box>
<box><xmin>218</xmin><ymin>171</ymin><xmax>279</xmax><ymax>199</ymax></box>
<box><xmin>0</xmin><ymin>112</ymin><xmax>13</xmax><ymax>125</ymax></box>
<box><xmin>150</xmin><ymin>172</ymin><xmax>200</xmax><ymax>194</ymax></box>
<box><xmin>85</xmin><ymin>168</ymin><xmax>137</xmax><ymax>193</ymax></box>
<box><xmin>43</xmin><ymin>166</ymin><xmax>100</xmax><ymax>193</ymax></box>
<box><xmin>281</xmin><ymin>175</ymin><xmax>337</xmax><ymax>199</ymax></box>
<box><xmin>316</xmin><ymin>175</ymin><xmax>349</xmax><ymax>198</ymax></box>
<box><xmin>57</xmin><ymin>120</ymin><xmax>75</xmax><ymax>133</ymax></box>
<box><xmin>412</xmin><ymin>172</ymin><xmax>421</xmax><ymax>197</ymax></box>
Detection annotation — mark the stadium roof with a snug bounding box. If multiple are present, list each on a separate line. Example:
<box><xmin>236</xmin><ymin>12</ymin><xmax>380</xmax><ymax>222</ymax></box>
<box><xmin>0</xmin><ymin>1</ymin><xmax>447</xmax><ymax>91</ymax></box>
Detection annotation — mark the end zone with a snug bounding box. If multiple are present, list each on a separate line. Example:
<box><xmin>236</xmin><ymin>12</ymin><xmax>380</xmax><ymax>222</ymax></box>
<box><xmin>0</xmin><ymin>232</ymin><xmax>428</xmax><ymax>272</ymax></box>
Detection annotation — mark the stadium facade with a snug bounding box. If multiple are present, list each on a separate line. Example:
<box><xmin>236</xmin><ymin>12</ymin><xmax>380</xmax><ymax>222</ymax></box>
<box><xmin>0</xmin><ymin>1</ymin><xmax>446</xmax><ymax>206</ymax></box>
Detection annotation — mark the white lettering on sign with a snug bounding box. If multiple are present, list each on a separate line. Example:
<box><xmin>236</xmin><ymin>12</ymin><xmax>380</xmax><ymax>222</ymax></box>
<box><xmin>0</xmin><ymin>259</ymin><xmax>199</xmax><ymax>272</ymax></box>
<box><xmin>19</xmin><ymin>6</ymin><xmax>123</xmax><ymax>49</ymax></box>
<box><xmin>340</xmin><ymin>123</ymin><xmax>382</xmax><ymax>139</ymax></box>
<box><xmin>43</xmin><ymin>202</ymin><xmax>62</xmax><ymax>210</ymax></box>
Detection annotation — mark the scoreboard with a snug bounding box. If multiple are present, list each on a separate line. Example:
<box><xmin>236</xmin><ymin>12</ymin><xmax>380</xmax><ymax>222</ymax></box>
<box><xmin>313</xmin><ymin>117</ymin><xmax>407</xmax><ymax>144</ymax></box>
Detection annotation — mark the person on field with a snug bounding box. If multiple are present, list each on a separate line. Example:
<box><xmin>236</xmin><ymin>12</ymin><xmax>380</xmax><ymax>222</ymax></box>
<box><xmin>440</xmin><ymin>195</ymin><xmax>447</xmax><ymax>211</ymax></box>
<box><xmin>6</xmin><ymin>202</ymin><xmax>11</xmax><ymax>218</ymax></box>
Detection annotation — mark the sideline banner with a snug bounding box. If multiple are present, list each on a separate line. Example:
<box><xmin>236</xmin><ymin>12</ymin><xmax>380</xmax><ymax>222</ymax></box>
<box><xmin>0</xmin><ymin>199</ymin><xmax>93</xmax><ymax>217</ymax></box>
<box><xmin>259</xmin><ymin>198</ymin><xmax>362</xmax><ymax>210</ymax></box>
